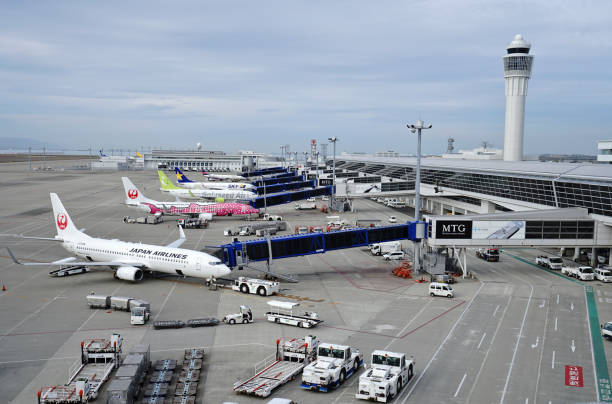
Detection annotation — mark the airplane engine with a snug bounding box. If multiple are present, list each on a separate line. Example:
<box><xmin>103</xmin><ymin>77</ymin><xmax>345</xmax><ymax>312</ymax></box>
<box><xmin>198</xmin><ymin>213</ymin><xmax>213</xmax><ymax>221</ymax></box>
<box><xmin>115</xmin><ymin>266</ymin><xmax>144</xmax><ymax>282</ymax></box>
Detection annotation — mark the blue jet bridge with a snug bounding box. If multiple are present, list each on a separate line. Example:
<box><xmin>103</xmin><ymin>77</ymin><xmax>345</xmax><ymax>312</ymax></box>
<box><xmin>256</xmin><ymin>180</ymin><xmax>315</xmax><ymax>195</ymax></box>
<box><xmin>252</xmin><ymin>175</ymin><xmax>304</xmax><ymax>186</ymax></box>
<box><xmin>248</xmin><ymin>186</ymin><xmax>333</xmax><ymax>209</ymax></box>
<box><xmin>218</xmin><ymin>221</ymin><xmax>427</xmax><ymax>268</ymax></box>
<box><xmin>243</xmin><ymin>167</ymin><xmax>288</xmax><ymax>177</ymax></box>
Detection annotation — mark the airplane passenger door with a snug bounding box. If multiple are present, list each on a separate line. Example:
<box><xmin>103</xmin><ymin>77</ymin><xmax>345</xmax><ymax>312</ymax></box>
<box><xmin>196</xmin><ymin>261</ymin><xmax>201</xmax><ymax>271</ymax></box>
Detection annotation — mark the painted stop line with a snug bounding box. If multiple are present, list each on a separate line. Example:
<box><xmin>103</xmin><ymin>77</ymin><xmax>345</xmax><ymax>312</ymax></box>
<box><xmin>565</xmin><ymin>365</ymin><xmax>584</xmax><ymax>387</ymax></box>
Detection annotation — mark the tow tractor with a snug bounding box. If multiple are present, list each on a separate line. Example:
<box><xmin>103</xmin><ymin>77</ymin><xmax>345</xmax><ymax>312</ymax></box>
<box><xmin>356</xmin><ymin>350</ymin><xmax>415</xmax><ymax>402</ymax></box>
<box><xmin>233</xmin><ymin>335</ymin><xmax>319</xmax><ymax>398</ymax></box>
<box><xmin>38</xmin><ymin>334</ymin><xmax>122</xmax><ymax>403</ymax></box>
<box><xmin>223</xmin><ymin>305</ymin><xmax>253</xmax><ymax>325</ymax></box>
<box><xmin>301</xmin><ymin>342</ymin><xmax>363</xmax><ymax>392</ymax></box>
<box><xmin>266</xmin><ymin>300</ymin><xmax>323</xmax><ymax>328</ymax></box>
<box><xmin>232</xmin><ymin>276</ymin><xmax>280</xmax><ymax>296</ymax></box>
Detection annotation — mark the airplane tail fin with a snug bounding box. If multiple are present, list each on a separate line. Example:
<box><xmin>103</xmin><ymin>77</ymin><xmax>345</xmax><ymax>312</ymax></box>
<box><xmin>158</xmin><ymin>170</ymin><xmax>182</xmax><ymax>190</ymax></box>
<box><xmin>174</xmin><ymin>167</ymin><xmax>193</xmax><ymax>183</ymax></box>
<box><xmin>50</xmin><ymin>193</ymin><xmax>86</xmax><ymax>240</ymax></box>
<box><xmin>122</xmin><ymin>177</ymin><xmax>153</xmax><ymax>205</ymax></box>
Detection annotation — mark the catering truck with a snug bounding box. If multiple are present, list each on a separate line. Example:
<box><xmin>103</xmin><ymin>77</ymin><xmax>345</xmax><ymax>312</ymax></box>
<box><xmin>301</xmin><ymin>343</ymin><xmax>363</xmax><ymax>392</ymax></box>
<box><xmin>356</xmin><ymin>350</ymin><xmax>415</xmax><ymax>402</ymax></box>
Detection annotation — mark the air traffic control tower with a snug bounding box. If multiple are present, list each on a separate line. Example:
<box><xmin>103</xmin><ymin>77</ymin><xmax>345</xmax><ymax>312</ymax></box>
<box><xmin>503</xmin><ymin>34</ymin><xmax>534</xmax><ymax>161</ymax></box>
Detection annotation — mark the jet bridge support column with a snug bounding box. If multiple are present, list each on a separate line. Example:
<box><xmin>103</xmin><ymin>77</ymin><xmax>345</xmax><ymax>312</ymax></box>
<box><xmin>573</xmin><ymin>248</ymin><xmax>580</xmax><ymax>261</ymax></box>
<box><xmin>591</xmin><ymin>247</ymin><xmax>597</xmax><ymax>267</ymax></box>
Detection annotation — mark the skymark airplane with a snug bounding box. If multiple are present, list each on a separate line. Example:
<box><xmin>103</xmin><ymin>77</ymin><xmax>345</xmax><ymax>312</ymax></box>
<box><xmin>7</xmin><ymin>193</ymin><xmax>231</xmax><ymax>282</ymax></box>
<box><xmin>158</xmin><ymin>171</ymin><xmax>256</xmax><ymax>201</ymax></box>
<box><xmin>123</xmin><ymin>177</ymin><xmax>259</xmax><ymax>219</ymax></box>
<box><xmin>174</xmin><ymin>167</ymin><xmax>256</xmax><ymax>191</ymax></box>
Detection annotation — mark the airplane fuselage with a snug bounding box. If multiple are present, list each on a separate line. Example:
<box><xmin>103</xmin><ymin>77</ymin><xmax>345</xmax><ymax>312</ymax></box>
<box><xmin>64</xmin><ymin>237</ymin><xmax>230</xmax><ymax>279</ymax></box>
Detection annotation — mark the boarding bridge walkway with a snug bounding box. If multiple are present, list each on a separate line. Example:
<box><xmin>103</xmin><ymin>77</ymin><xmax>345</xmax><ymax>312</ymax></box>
<box><xmin>252</xmin><ymin>175</ymin><xmax>304</xmax><ymax>186</ymax></box>
<box><xmin>249</xmin><ymin>186</ymin><xmax>333</xmax><ymax>209</ymax></box>
<box><xmin>218</xmin><ymin>221</ymin><xmax>426</xmax><ymax>268</ymax></box>
<box><xmin>256</xmin><ymin>180</ymin><xmax>315</xmax><ymax>195</ymax></box>
<box><xmin>243</xmin><ymin>167</ymin><xmax>288</xmax><ymax>177</ymax></box>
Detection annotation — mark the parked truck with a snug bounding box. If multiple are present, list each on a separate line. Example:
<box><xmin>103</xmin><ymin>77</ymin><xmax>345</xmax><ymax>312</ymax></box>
<box><xmin>356</xmin><ymin>350</ymin><xmax>415</xmax><ymax>402</ymax></box>
<box><xmin>370</xmin><ymin>241</ymin><xmax>401</xmax><ymax>256</ymax></box>
<box><xmin>301</xmin><ymin>343</ymin><xmax>364</xmax><ymax>392</ymax></box>
<box><xmin>476</xmin><ymin>248</ymin><xmax>500</xmax><ymax>262</ymax></box>
<box><xmin>266</xmin><ymin>300</ymin><xmax>323</xmax><ymax>328</ymax></box>
<box><xmin>562</xmin><ymin>265</ymin><xmax>595</xmax><ymax>281</ymax></box>
<box><xmin>178</xmin><ymin>217</ymin><xmax>207</xmax><ymax>229</ymax></box>
<box><xmin>238</xmin><ymin>221</ymin><xmax>287</xmax><ymax>236</ymax></box>
<box><xmin>535</xmin><ymin>255</ymin><xmax>563</xmax><ymax>270</ymax></box>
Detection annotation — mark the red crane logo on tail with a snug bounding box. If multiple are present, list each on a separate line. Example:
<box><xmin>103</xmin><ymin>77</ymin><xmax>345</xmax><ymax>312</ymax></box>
<box><xmin>128</xmin><ymin>189</ymin><xmax>138</xmax><ymax>199</ymax></box>
<box><xmin>56</xmin><ymin>213</ymin><xmax>68</xmax><ymax>230</ymax></box>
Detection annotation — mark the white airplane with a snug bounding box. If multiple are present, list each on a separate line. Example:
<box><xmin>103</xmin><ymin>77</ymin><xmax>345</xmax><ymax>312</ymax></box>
<box><xmin>123</xmin><ymin>177</ymin><xmax>259</xmax><ymax>220</ymax></box>
<box><xmin>6</xmin><ymin>193</ymin><xmax>231</xmax><ymax>282</ymax></box>
<box><xmin>175</xmin><ymin>168</ymin><xmax>256</xmax><ymax>191</ymax></box>
<box><xmin>201</xmin><ymin>170</ymin><xmax>246</xmax><ymax>182</ymax></box>
<box><xmin>158</xmin><ymin>171</ymin><xmax>257</xmax><ymax>201</ymax></box>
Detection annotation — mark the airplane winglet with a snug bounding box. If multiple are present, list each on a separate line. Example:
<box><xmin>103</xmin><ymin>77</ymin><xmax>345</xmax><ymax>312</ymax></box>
<box><xmin>166</xmin><ymin>225</ymin><xmax>186</xmax><ymax>249</ymax></box>
<box><xmin>178</xmin><ymin>225</ymin><xmax>185</xmax><ymax>240</ymax></box>
<box><xmin>6</xmin><ymin>248</ymin><xmax>21</xmax><ymax>265</ymax></box>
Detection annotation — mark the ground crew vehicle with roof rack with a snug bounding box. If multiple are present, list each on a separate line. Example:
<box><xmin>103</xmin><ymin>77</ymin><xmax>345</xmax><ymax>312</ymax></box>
<box><xmin>356</xmin><ymin>350</ymin><xmax>415</xmax><ymax>402</ymax></box>
<box><xmin>301</xmin><ymin>342</ymin><xmax>363</xmax><ymax>392</ymax></box>
<box><xmin>232</xmin><ymin>276</ymin><xmax>280</xmax><ymax>296</ymax></box>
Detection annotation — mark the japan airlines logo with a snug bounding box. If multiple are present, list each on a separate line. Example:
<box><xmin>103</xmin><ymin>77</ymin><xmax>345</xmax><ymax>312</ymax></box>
<box><xmin>56</xmin><ymin>213</ymin><xmax>68</xmax><ymax>230</ymax></box>
<box><xmin>127</xmin><ymin>189</ymin><xmax>138</xmax><ymax>199</ymax></box>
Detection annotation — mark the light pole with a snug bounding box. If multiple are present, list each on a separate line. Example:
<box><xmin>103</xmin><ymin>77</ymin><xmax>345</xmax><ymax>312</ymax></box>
<box><xmin>407</xmin><ymin>120</ymin><xmax>432</xmax><ymax>272</ymax></box>
<box><xmin>280</xmin><ymin>145</ymin><xmax>285</xmax><ymax>168</ymax></box>
<box><xmin>314</xmin><ymin>151</ymin><xmax>319</xmax><ymax>187</ymax></box>
<box><xmin>328</xmin><ymin>137</ymin><xmax>338</xmax><ymax>210</ymax></box>
<box><xmin>260</xmin><ymin>175</ymin><xmax>267</xmax><ymax>214</ymax></box>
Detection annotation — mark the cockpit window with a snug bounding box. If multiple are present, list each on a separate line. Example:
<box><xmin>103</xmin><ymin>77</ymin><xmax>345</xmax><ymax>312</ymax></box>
<box><xmin>209</xmin><ymin>261</ymin><xmax>224</xmax><ymax>266</ymax></box>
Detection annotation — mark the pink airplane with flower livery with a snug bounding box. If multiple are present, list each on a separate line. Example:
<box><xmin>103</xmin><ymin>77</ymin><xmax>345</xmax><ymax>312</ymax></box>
<box><xmin>122</xmin><ymin>177</ymin><xmax>259</xmax><ymax>220</ymax></box>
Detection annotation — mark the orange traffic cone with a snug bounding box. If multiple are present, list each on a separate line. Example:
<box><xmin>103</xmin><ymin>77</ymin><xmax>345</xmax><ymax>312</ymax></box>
<box><xmin>1</xmin><ymin>283</ymin><xmax>6</xmax><ymax>291</ymax></box>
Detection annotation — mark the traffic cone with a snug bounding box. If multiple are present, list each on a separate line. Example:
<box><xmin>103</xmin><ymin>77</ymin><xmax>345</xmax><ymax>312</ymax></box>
<box><xmin>2</xmin><ymin>283</ymin><xmax>6</xmax><ymax>291</ymax></box>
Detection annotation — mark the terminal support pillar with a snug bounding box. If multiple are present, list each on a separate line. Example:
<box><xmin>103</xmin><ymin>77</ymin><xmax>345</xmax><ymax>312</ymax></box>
<box><xmin>481</xmin><ymin>200</ymin><xmax>495</xmax><ymax>214</ymax></box>
<box><xmin>609</xmin><ymin>249</ymin><xmax>612</xmax><ymax>266</ymax></box>
<box><xmin>591</xmin><ymin>247</ymin><xmax>597</xmax><ymax>267</ymax></box>
<box><xmin>573</xmin><ymin>248</ymin><xmax>580</xmax><ymax>261</ymax></box>
<box><xmin>439</xmin><ymin>203</ymin><xmax>444</xmax><ymax>215</ymax></box>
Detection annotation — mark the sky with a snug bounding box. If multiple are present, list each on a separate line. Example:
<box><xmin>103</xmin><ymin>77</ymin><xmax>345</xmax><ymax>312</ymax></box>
<box><xmin>0</xmin><ymin>1</ymin><xmax>611</xmax><ymax>156</ymax></box>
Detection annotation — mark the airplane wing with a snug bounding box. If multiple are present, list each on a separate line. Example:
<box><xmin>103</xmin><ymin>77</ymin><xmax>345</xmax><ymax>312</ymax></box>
<box><xmin>165</xmin><ymin>225</ymin><xmax>186</xmax><ymax>249</ymax></box>
<box><xmin>6</xmin><ymin>248</ymin><xmax>146</xmax><ymax>268</ymax></box>
<box><xmin>0</xmin><ymin>233</ymin><xmax>63</xmax><ymax>242</ymax></box>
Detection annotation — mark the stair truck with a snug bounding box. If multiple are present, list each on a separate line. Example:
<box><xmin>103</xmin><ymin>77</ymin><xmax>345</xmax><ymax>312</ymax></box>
<box><xmin>233</xmin><ymin>335</ymin><xmax>319</xmax><ymax>398</ymax></box>
<box><xmin>356</xmin><ymin>350</ymin><xmax>415</xmax><ymax>402</ymax></box>
<box><xmin>38</xmin><ymin>334</ymin><xmax>123</xmax><ymax>403</ymax></box>
<box><xmin>301</xmin><ymin>343</ymin><xmax>364</xmax><ymax>392</ymax></box>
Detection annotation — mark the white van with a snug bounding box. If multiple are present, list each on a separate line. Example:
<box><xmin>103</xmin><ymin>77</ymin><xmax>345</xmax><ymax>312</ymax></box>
<box><xmin>429</xmin><ymin>282</ymin><xmax>454</xmax><ymax>298</ymax></box>
<box><xmin>595</xmin><ymin>267</ymin><xmax>612</xmax><ymax>283</ymax></box>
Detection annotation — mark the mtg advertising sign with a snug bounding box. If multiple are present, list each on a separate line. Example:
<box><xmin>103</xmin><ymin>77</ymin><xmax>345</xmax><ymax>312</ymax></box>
<box><xmin>435</xmin><ymin>220</ymin><xmax>526</xmax><ymax>240</ymax></box>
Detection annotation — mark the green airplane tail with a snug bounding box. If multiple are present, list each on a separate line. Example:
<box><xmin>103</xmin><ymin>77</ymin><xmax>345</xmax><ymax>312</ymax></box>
<box><xmin>158</xmin><ymin>170</ymin><xmax>182</xmax><ymax>190</ymax></box>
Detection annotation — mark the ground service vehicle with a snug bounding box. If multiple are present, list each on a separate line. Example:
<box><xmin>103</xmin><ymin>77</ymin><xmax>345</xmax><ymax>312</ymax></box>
<box><xmin>295</xmin><ymin>203</ymin><xmax>317</xmax><ymax>210</ymax></box>
<box><xmin>177</xmin><ymin>217</ymin><xmax>207</xmax><ymax>228</ymax></box>
<box><xmin>296</xmin><ymin>226</ymin><xmax>309</xmax><ymax>235</ymax></box>
<box><xmin>224</xmin><ymin>228</ymin><xmax>239</xmax><ymax>236</ymax></box>
<box><xmin>429</xmin><ymin>282</ymin><xmax>454</xmax><ymax>298</ymax></box>
<box><xmin>38</xmin><ymin>334</ymin><xmax>122</xmax><ymax>403</ymax></box>
<box><xmin>563</xmin><ymin>266</ymin><xmax>595</xmax><ymax>280</ymax></box>
<box><xmin>263</xmin><ymin>213</ymin><xmax>283</xmax><ymax>221</ymax></box>
<box><xmin>388</xmin><ymin>216</ymin><xmax>397</xmax><ymax>223</ymax></box>
<box><xmin>356</xmin><ymin>350</ymin><xmax>415</xmax><ymax>402</ymax></box>
<box><xmin>233</xmin><ymin>335</ymin><xmax>319</xmax><ymax>397</ymax></box>
<box><xmin>238</xmin><ymin>221</ymin><xmax>287</xmax><ymax>236</ymax></box>
<box><xmin>266</xmin><ymin>300</ymin><xmax>323</xmax><ymax>328</ymax></box>
<box><xmin>130</xmin><ymin>303</ymin><xmax>150</xmax><ymax>325</ymax></box>
<box><xmin>223</xmin><ymin>305</ymin><xmax>253</xmax><ymax>324</ymax></box>
<box><xmin>301</xmin><ymin>343</ymin><xmax>363</xmax><ymax>392</ymax></box>
<box><xmin>307</xmin><ymin>197</ymin><xmax>316</xmax><ymax>202</ymax></box>
<box><xmin>476</xmin><ymin>248</ymin><xmax>500</xmax><ymax>262</ymax></box>
<box><xmin>232</xmin><ymin>276</ymin><xmax>280</xmax><ymax>296</ymax></box>
<box><xmin>536</xmin><ymin>255</ymin><xmax>563</xmax><ymax>270</ymax></box>
<box><xmin>383</xmin><ymin>251</ymin><xmax>405</xmax><ymax>261</ymax></box>
<box><xmin>602</xmin><ymin>322</ymin><xmax>612</xmax><ymax>340</ymax></box>
<box><xmin>596</xmin><ymin>267</ymin><xmax>612</xmax><ymax>283</ymax></box>
<box><xmin>370</xmin><ymin>241</ymin><xmax>401</xmax><ymax>256</ymax></box>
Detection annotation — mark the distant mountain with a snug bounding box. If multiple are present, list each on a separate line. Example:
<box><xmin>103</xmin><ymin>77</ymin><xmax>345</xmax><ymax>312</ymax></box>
<box><xmin>0</xmin><ymin>137</ymin><xmax>63</xmax><ymax>150</ymax></box>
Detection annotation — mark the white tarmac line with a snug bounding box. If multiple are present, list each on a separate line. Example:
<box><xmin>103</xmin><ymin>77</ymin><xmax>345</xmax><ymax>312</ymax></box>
<box><xmin>399</xmin><ymin>282</ymin><xmax>485</xmax><ymax>404</ymax></box>
<box><xmin>552</xmin><ymin>350</ymin><xmax>555</xmax><ymax>369</ymax></box>
<box><xmin>500</xmin><ymin>284</ymin><xmax>534</xmax><ymax>404</ymax></box>
<box><xmin>477</xmin><ymin>332</ymin><xmax>487</xmax><ymax>350</ymax></box>
<box><xmin>454</xmin><ymin>373</ymin><xmax>467</xmax><ymax>398</ymax></box>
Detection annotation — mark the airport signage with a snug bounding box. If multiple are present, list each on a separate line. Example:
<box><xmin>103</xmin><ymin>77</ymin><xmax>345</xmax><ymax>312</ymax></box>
<box><xmin>472</xmin><ymin>220</ymin><xmax>525</xmax><ymax>240</ymax></box>
<box><xmin>565</xmin><ymin>365</ymin><xmax>583</xmax><ymax>387</ymax></box>
<box><xmin>435</xmin><ymin>220</ymin><xmax>472</xmax><ymax>239</ymax></box>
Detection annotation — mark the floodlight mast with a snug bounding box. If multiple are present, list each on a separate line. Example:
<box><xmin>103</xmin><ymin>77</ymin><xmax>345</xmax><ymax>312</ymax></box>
<box><xmin>407</xmin><ymin>120</ymin><xmax>432</xmax><ymax>272</ymax></box>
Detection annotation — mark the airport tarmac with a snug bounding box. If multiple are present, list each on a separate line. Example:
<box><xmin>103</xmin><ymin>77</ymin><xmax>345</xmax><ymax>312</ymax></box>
<box><xmin>1</xmin><ymin>161</ymin><xmax>612</xmax><ymax>403</ymax></box>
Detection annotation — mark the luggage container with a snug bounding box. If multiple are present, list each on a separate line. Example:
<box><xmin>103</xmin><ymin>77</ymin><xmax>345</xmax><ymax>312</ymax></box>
<box><xmin>86</xmin><ymin>294</ymin><xmax>110</xmax><ymax>309</ymax></box>
<box><xmin>110</xmin><ymin>296</ymin><xmax>133</xmax><ymax>311</ymax></box>
<box><xmin>107</xmin><ymin>378</ymin><xmax>135</xmax><ymax>404</ymax></box>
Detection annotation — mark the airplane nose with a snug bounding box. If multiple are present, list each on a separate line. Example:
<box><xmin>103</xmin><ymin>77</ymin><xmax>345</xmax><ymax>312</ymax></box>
<box><xmin>218</xmin><ymin>265</ymin><xmax>232</xmax><ymax>277</ymax></box>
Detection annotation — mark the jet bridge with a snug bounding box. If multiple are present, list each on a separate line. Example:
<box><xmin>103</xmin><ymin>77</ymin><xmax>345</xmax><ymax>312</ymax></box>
<box><xmin>243</xmin><ymin>167</ymin><xmax>288</xmax><ymax>177</ymax></box>
<box><xmin>256</xmin><ymin>180</ymin><xmax>315</xmax><ymax>195</ymax></box>
<box><xmin>218</xmin><ymin>221</ymin><xmax>427</xmax><ymax>269</ymax></box>
<box><xmin>248</xmin><ymin>186</ymin><xmax>334</xmax><ymax>209</ymax></box>
<box><xmin>252</xmin><ymin>175</ymin><xmax>304</xmax><ymax>186</ymax></box>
